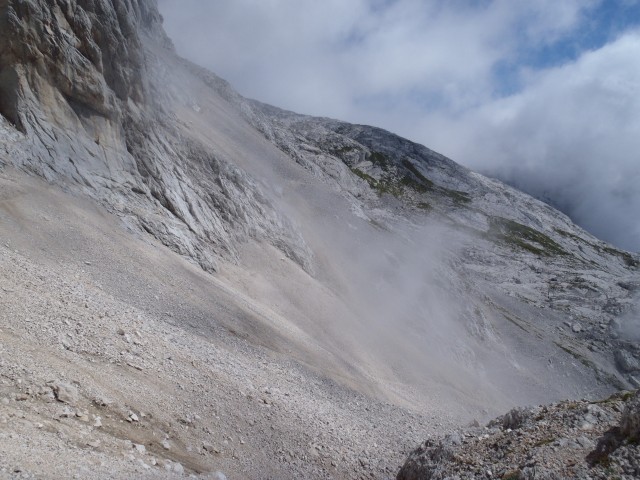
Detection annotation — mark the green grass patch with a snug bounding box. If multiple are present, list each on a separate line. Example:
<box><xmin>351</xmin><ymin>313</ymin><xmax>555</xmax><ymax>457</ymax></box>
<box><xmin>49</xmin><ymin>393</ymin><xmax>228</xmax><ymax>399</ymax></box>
<box><xmin>351</xmin><ymin>168</ymin><xmax>378</xmax><ymax>188</ymax></box>
<box><xmin>555</xmin><ymin>228</ymin><xmax>639</xmax><ymax>267</ymax></box>
<box><xmin>402</xmin><ymin>159</ymin><xmax>471</xmax><ymax>204</ymax></box>
<box><xmin>402</xmin><ymin>160</ymin><xmax>434</xmax><ymax>188</ymax></box>
<box><xmin>332</xmin><ymin>145</ymin><xmax>357</xmax><ymax>154</ymax></box>
<box><xmin>601</xmin><ymin>246</ymin><xmax>639</xmax><ymax>268</ymax></box>
<box><xmin>554</xmin><ymin>228</ymin><xmax>584</xmax><ymax>242</ymax></box>
<box><xmin>351</xmin><ymin>168</ymin><xmax>405</xmax><ymax>198</ymax></box>
<box><xmin>490</xmin><ymin>217</ymin><xmax>567</xmax><ymax>256</ymax></box>
<box><xmin>368</xmin><ymin>151</ymin><xmax>391</xmax><ymax>171</ymax></box>
<box><xmin>375</xmin><ymin>178</ymin><xmax>404</xmax><ymax>197</ymax></box>
<box><xmin>400</xmin><ymin>174</ymin><xmax>428</xmax><ymax>193</ymax></box>
<box><xmin>442</xmin><ymin>188</ymin><xmax>471</xmax><ymax>205</ymax></box>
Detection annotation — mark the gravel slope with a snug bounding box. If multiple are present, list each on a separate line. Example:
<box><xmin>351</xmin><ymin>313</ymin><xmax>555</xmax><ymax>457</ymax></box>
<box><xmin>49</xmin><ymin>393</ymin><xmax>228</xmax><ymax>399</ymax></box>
<box><xmin>0</xmin><ymin>169</ymin><xmax>456</xmax><ymax>479</ymax></box>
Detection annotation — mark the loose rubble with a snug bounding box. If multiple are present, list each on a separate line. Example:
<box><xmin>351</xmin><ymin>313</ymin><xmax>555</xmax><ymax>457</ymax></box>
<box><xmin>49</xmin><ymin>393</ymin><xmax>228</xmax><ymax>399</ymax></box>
<box><xmin>398</xmin><ymin>390</ymin><xmax>640</xmax><ymax>480</ymax></box>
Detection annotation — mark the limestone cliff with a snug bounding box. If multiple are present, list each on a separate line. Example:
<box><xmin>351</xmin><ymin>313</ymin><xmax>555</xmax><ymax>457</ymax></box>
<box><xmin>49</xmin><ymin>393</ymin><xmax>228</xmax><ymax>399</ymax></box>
<box><xmin>0</xmin><ymin>0</ymin><xmax>311</xmax><ymax>272</ymax></box>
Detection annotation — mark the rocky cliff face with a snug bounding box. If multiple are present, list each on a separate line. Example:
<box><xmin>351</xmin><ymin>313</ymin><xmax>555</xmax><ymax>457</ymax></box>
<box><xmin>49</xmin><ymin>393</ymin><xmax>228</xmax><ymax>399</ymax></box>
<box><xmin>0</xmin><ymin>0</ymin><xmax>312</xmax><ymax>273</ymax></box>
<box><xmin>0</xmin><ymin>0</ymin><xmax>166</xmax><ymax>128</ymax></box>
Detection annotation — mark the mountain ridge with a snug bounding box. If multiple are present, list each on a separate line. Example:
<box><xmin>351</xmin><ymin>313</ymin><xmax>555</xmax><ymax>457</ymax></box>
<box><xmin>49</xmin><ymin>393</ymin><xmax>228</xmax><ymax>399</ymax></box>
<box><xmin>0</xmin><ymin>0</ymin><xmax>639</xmax><ymax>478</ymax></box>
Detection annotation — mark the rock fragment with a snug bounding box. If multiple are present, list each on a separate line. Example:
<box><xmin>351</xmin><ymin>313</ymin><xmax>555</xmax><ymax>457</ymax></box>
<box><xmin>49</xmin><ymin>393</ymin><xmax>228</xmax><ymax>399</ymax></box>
<box><xmin>51</xmin><ymin>382</ymin><xmax>79</xmax><ymax>406</ymax></box>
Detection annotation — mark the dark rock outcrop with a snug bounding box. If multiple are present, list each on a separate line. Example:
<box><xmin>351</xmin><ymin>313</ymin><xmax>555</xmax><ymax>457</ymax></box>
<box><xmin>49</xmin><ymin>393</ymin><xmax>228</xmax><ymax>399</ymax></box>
<box><xmin>398</xmin><ymin>391</ymin><xmax>640</xmax><ymax>480</ymax></box>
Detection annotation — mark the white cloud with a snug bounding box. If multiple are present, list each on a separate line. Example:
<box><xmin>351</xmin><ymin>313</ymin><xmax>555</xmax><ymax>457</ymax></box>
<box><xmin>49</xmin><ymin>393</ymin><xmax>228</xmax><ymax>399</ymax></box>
<box><xmin>158</xmin><ymin>0</ymin><xmax>590</xmax><ymax>117</ymax></box>
<box><xmin>433</xmin><ymin>31</ymin><xmax>640</xmax><ymax>251</ymax></box>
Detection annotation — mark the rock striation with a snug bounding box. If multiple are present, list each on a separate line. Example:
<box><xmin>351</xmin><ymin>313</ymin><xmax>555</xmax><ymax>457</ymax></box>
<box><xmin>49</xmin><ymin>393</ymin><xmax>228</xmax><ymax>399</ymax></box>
<box><xmin>0</xmin><ymin>0</ymin><xmax>312</xmax><ymax>273</ymax></box>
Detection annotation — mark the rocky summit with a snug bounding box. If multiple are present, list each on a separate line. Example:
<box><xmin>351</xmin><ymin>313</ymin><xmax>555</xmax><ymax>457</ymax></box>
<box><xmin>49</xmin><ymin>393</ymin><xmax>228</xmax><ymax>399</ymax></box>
<box><xmin>0</xmin><ymin>0</ymin><xmax>639</xmax><ymax>479</ymax></box>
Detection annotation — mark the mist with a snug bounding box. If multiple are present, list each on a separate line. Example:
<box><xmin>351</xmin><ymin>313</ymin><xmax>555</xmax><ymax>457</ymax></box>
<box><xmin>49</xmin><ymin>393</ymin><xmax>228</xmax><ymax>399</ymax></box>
<box><xmin>157</xmin><ymin>0</ymin><xmax>640</xmax><ymax>252</ymax></box>
<box><xmin>145</xmin><ymin>1</ymin><xmax>624</xmax><ymax>418</ymax></box>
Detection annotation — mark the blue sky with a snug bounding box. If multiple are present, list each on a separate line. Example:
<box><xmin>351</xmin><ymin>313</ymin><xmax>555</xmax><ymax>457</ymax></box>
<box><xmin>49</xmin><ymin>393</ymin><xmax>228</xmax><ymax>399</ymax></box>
<box><xmin>494</xmin><ymin>0</ymin><xmax>640</xmax><ymax>94</ymax></box>
<box><xmin>159</xmin><ymin>0</ymin><xmax>640</xmax><ymax>251</ymax></box>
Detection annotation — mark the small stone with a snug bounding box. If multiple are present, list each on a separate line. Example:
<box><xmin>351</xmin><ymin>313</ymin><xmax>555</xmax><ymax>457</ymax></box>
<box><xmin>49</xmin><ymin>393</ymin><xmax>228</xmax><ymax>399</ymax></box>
<box><xmin>87</xmin><ymin>440</ymin><xmax>101</xmax><ymax>449</ymax></box>
<box><xmin>93</xmin><ymin>416</ymin><xmax>102</xmax><ymax>428</ymax></box>
<box><xmin>93</xmin><ymin>396</ymin><xmax>113</xmax><ymax>407</ymax></box>
<box><xmin>202</xmin><ymin>442</ymin><xmax>216</xmax><ymax>453</ymax></box>
<box><xmin>172</xmin><ymin>462</ymin><xmax>184</xmax><ymax>474</ymax></box>
<box><xmin>162</xmin><ymin>440</ymin><xmax>171</xmax><ymax>450</ymax></box>
<box><xmin>52</xmin><ymin>382</ymin><xmax>79</xmax><ymax>406</ymax></box>
<box><xmin>572</xmin><ymin>323</ymin><xmax>582</xmax><ymax>333</ymax></box>
<box><xmin>61</xmin><ymin>406</ymin><xmax>74</xmax><ymax>418</ymax></box>
<box><xmin>134</xmin><ymin>444</ymin><xmax>146</xmax><ymax>454</ymax></box>
<box><xmin>127</xmin><ymin>412</ymin><xmax>139</xmax><ymax>422</ymax></box>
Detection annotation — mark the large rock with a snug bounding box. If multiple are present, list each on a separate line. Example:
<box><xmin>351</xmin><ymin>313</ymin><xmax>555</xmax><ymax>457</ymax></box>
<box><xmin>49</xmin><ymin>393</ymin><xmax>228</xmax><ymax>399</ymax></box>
<box><xmin>396</xmin><ymin>440</ymin><xmax>454</xmax><ymax>480</ymax></box>
<box><xmin>620</xmin><ymin>391</ymin><xmax>640</xmax><ymax>439</ymax></box>
<box><xmin>52</xmin><ymin>381</ymin><xmax>79</xmax><ymax>406</ymax></box>
<box><xmin>615</xmin><ymin>350</ymin><xmax>640</xmax><ymax>373</ymax></box>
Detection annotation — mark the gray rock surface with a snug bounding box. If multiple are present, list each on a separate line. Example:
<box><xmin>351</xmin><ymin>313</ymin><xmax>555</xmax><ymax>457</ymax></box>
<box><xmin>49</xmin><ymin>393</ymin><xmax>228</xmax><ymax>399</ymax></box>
<box><xmin>51</xmin><ymin>381</ymin><xmax>79</xmax><ymax>406</ymax></box>
<box><xmin>398</xmin><ymin>390</ymin><xmax>640</xmax><ymax>480</ymax></box>
<box><xmin>0</xmin><ymin>0</ymin><xmax>312</xmax><ymax>273</ymax></box>
<box><xmin>616</xmin><ymin>350</ymin><xmax>640</xmax><ymax>373</ymax></box>
<box><xmin>620</xmin><ymin>391</ymin><xmax>640</xmax><ymax>438</ymax></box>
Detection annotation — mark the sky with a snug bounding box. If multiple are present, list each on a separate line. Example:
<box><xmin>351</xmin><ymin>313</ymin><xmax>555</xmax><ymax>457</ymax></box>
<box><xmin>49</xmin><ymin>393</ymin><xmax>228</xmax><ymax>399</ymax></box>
<box><xmin>157</xmin><ymin>0</ymin><xmax>640</xmax><ymax>252</ymax></box>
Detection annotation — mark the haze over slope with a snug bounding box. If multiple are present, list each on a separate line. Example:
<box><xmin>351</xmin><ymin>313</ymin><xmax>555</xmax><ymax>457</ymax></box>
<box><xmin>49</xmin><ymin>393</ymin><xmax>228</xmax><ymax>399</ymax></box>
<box><xmin>157</xmin><ymin>0</ymin><xmax>640</xmax><ymax>253</ymax></box>
<box><xmin>0</xmin><ymin>0</ymin><xmax>639</xmax><ymax>478</ymax></box>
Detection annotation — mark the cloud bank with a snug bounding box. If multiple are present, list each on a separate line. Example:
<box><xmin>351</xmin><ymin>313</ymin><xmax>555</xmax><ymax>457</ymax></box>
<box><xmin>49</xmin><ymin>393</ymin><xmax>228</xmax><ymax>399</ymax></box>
<box><xmin>158</xmin><ymin>0</ymin><xmax>640</xmax><ymax>252</ymax></box>
<box><xmin>436</xmin><ymin>31</ymin><xmax>640</xmax><ymax>252</ymax></box>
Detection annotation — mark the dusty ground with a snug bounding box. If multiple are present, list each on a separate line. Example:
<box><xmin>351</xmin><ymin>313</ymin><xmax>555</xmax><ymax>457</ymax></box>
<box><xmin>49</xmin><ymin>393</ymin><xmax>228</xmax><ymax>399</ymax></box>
<box><xmin>0</xmin><ymin>169</ymin><xmax>463</xmax><ymax>479</ymax></box>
